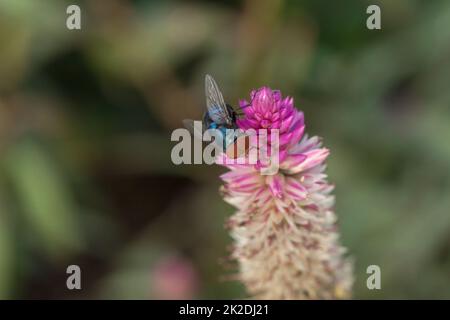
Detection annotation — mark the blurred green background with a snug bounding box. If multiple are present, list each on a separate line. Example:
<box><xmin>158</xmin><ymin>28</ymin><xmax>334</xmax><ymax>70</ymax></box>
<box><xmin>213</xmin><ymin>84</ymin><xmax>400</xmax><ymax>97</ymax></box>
<box><xmin>1</xmin><ymin>0</ymin><xmax>450</xmax><ymax>299</ymax></box>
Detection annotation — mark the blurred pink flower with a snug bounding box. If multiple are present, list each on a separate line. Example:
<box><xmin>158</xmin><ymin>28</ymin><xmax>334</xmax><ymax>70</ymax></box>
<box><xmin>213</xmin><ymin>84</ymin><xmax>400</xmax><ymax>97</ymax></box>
<box><xmin>220</xmin><ymin>87</ymin><xmax>353</xmax><ymax>299</ymax></box>
<box><xmin>151</xmin><ymin>255</ymin><xmax>198</xmax><ymax>300</ymax></box>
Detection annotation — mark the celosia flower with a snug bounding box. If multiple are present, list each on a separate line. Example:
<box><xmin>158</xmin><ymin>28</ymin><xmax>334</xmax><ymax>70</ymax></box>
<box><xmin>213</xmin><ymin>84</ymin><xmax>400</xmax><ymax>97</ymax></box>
<box><xmin>219</xmin><ymin>87</ymin><xmax>353</xmax><ymax>299</ymax></box>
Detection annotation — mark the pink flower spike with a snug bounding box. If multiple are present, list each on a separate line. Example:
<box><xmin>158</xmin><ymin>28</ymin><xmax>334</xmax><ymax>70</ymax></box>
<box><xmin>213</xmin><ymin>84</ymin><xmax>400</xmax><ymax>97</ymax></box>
<box><xmin>217</xmin><ymin>84</ymin><xmax>353</xmax><ymax>300</ymax></box>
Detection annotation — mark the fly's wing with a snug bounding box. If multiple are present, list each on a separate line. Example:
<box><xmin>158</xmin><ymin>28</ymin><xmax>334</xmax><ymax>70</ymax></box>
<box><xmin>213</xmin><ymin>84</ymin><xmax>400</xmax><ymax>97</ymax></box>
<box><xmin>205</xmin><ymin>74</ymin><xmax>232</xmax><ymax>126</ymax></box>
<box><xmin>183</xmin><ymin>119</ymin><xmax>204</xmax><ymax>141</ymax></box>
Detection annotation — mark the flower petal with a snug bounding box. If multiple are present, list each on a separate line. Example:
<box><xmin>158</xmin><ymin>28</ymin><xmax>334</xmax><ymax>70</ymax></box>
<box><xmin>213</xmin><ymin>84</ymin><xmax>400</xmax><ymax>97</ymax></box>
<box><xmin>266</xmin><ymin>174</ymin><xmax>285</xmax><ymax>199</ymax></box>
<box><xmin>285</xmin><ymin>177</ymin><xmax>307</xmax><ymax>200</ymax></box>
<box><xmin>284</xmin><ymin>148</ymin><xmax>330</xmax><ymax>174</ymax></box>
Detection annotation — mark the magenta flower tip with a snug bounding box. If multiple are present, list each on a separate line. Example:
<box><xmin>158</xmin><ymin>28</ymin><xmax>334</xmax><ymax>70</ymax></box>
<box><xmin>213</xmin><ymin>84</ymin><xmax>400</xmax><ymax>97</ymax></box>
<box><xmin>237</xmin><ymin>87</ymin><xmax>305</xmax><ymax>148</ymax></box>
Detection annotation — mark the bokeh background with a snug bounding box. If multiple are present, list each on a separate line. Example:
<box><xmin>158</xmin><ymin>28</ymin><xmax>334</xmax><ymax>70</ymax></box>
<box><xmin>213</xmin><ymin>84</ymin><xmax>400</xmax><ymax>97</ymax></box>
<box><xmin>1</xmin><ymin>0</ymin><xmax>450</xmax><ymax>299</ymax></box>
